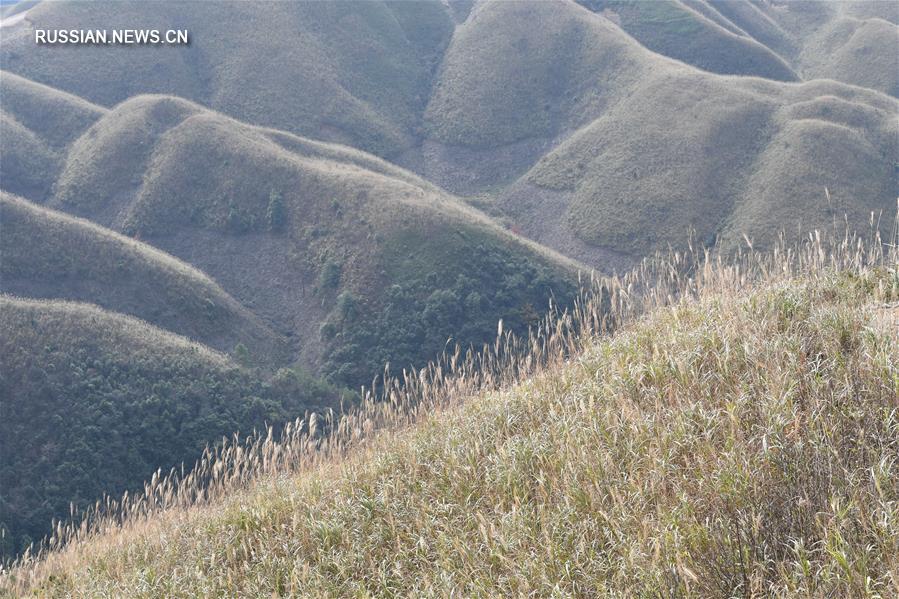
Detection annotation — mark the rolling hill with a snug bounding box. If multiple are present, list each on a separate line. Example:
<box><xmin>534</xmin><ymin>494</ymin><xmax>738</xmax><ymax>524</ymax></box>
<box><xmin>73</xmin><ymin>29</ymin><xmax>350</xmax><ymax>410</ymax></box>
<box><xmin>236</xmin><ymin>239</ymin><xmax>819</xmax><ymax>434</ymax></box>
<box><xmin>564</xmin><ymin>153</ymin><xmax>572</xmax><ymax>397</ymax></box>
<box><xmin>0</xmin><ymin>82</ymin><xmax>583</xmax><ymax>559</ymax></box>
<box><xmin>0</xmin><ymin>74</ymin><xmax>583</xmax><ymax>561</ymax></box>
<box><xmin>0</xmin><ymin>192</ymin><xmax>285</xmax><ymax>363</ymax></box>
<box><xmin>0</xmin><ymin>71</ymin><xmax>106</xmax><ymax>200</ymax></box>
<box><xmin>0</xmin><ymin>296</ymin><xmax>344</xmax><ymax>558</ymax></box>
<box><xmin>683</xmin><ymin>0</ymin><xmax>898</xmax><ymax>98</ymax></box>
<box><xmin>413</xmin><ymin>0</ymin><xmax>897</xmax><ymax>256</ymax></box>
<box><xmin>0</xmin><ymin>0</ymin><xmax>454</xmax><ymax>157</ymax></box>
<box><xmin>1</xmin><ymin>0</ymin><xmax>895</xmax><ymax>263</ymax></box>
<box><xmin>515</xmin><ymin>75</ymin><xmax>896</xmax><ymax>255</ymax></box>
<box><xmin>799</xmin><ymin>15</ymin><xmax>899</xmax><ymax>98</ymax></box>
<box><xmin>575</xmin><ymin>0</ymin><xmax>798</xmax><ymax>81</ymax></box>
<box><xmin>35</xmin><ymin>93</ymin><xmax>582</xmax><ymax>386</ymax></box>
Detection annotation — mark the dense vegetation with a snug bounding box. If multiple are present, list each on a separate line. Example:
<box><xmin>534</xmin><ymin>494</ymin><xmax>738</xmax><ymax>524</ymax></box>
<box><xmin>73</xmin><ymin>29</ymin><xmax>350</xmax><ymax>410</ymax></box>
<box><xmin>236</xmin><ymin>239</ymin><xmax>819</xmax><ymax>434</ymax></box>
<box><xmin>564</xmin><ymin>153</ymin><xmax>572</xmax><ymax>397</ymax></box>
<box><xmin>5</xmin><ymin>234</ymin><xmax>895</xmax><ymax>596</ymax></box>
<box><xmin>0</xmin><ymin>298</ymin><xmax>346</xmax><ymax>559</ymax></box>
<box><xmin>24</xmin><ymin>93</ymin><xmax>582</xmax><ymax>376</ymax></box>
<box><xmin>321</xmin><ymin>230</ymin><xmax>578</xmax><ymax>387</ymax></box>
<box><xmin>0</xmin><ymin>89</ymin><xmax>580</xmax><ymax>562</ymax></box>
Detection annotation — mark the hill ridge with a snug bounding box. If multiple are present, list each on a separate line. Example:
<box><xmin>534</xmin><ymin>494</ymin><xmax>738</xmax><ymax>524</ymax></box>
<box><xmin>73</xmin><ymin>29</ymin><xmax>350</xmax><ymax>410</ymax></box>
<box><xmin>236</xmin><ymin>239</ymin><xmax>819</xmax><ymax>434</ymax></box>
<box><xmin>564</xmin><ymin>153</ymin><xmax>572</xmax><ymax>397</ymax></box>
<box><xmin>0</xmin><ymin>191</ymin><xmax>287</xmax><ymax>362</ymax></box>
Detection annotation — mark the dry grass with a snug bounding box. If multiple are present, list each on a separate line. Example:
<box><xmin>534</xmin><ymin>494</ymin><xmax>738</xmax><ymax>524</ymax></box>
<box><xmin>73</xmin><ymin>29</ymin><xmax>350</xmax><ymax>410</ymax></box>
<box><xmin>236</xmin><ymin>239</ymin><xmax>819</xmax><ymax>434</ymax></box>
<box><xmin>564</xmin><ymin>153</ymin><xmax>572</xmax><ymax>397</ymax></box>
<box><xmin>424</xmin><ymin>0</ymin><xmax>647</xmax><ymax>148</ymax></box>
<box><xmin>3</xmin><ymin>1</ymin><xmax>894</xmax><ymax>265</ymax></box>
<box><xmin>0</xmin><ymin>71</ymin><xmax>106</xmax><ymax>149</ymax></box>
<box><xmin>3</xmin><ymin>214</ymin><xmax>896</xmax><ymax>596</ymax></box>
<box><xmin>423</xmin><ymin>1</ymin><xmax>898</xmax><ymax>260</ymax></box>
<box><xmin>577</xmin><ymin>0</ymin><xmax>797</xmax><ymax>81</ymax></box>
<box><xmin>0</xmin><ymin>71</ymin><xmax>105</xmax><ymax>201</ymax></box>
<box><xmin>523</xmin><ymin>67</ymin><xmax>896</xmax><ymax>256</ymax></box>
<box><xmin>798</xmin><ymin>16</ymin><xmax>899</xmax><ymax>98</ymax></box>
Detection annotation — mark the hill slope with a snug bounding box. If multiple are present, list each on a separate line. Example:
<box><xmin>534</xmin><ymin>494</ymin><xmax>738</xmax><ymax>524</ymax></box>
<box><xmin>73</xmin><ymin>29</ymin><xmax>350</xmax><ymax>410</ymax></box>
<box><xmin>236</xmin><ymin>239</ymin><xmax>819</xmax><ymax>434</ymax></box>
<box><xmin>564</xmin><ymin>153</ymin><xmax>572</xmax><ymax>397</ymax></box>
<box><xmin>0</xmin><ymin>296</ymin><xmax>343</xmax><ymax>558</ymax></box>
<box><xmin>705</xmin><ymin>0</ymin><xmax>898</xmax><ymax>98</ymax></box>
<box><xmin>516</xmin><ymin>75</ymin><xmax>896</xmax><ymax>255</ymax></box>
<box><xmin>646</xmin><ymin>0</ymin><xmax>897</xmax><ymax>100</ymax></box>
<box><xmin>575</xmin><ymin>0</ymin><xmax>798</xmax><ymax>81</ymax></box>
<box><xmin>407</xmin><ymin>0</ymin><xmax>896</xmax><ymax>260</ymax></box>
<box><xmin>0</xmin><ymin>71</ymin><xmax>106</xmax><ymax>200</ymax></box>
<box><xmin>38</xmin><ymin>94</ymin><xmax>583</xmax><ymax>387</ymax></box>
<box><xmin>0</xmin><ymin>192</ymin><xmax>285</xmax><ymax>362</ymax></box>
<box><xmin>799</xmin><ymin>15</ymin><xmax>899</xmax><ymax>97</ymax></box>
<box><xmin>8</xmin><ymin>245</ymin><xmax>897</xmax><ymax>596</ymax></box>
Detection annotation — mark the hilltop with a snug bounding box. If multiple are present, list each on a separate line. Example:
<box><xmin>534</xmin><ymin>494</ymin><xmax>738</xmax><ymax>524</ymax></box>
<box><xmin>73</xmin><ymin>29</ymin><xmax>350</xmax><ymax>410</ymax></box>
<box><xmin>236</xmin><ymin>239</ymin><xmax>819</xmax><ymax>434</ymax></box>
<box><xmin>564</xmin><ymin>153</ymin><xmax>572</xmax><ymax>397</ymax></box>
<box><xmin>0</xmin><ymin>296</ymin><xmax>345</xmax><ymax>558</ymax></box>
<box><xmin>516</xmin><ymin>74</ymin><xmax>896</xmax><ymax>255</ymax></box>
<box><xmin>415</xmin><ymin>0</ymin><xmax>896</xmax><ymax>257</ymax></box>
<box><xmin>575</xmin><ymin>0</ymin><xmax>798</xmax><ymax>81</ymax></box>
<box><xmin>6</xmin><ymin>236</ymin><xmax>896</xmax><ymax>596</ymax></box>
<box><xmin>415</xmin><ymin>0</ymin><xmax>894</xmax><ymax>259</ymax></box>
<box><xmin>573</xmin><ymin>1</ymin><xmax>898</xmax><ymax>98</ymax></box>
<box><xmin>0</xmin><ymin>72</ymin><xmax>106</xmax><ymax>200</ymax></box>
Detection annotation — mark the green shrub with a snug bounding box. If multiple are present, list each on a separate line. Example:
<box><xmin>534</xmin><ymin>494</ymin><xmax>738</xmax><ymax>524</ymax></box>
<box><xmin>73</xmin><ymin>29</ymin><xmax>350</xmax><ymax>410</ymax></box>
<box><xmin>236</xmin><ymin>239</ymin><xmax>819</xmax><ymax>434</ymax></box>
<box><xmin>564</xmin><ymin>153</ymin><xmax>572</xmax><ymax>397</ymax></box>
<box><xmin>233</xmin><ymin>342</ymin><xmax>251</xmax><ymax>367</ymax></box>
<box><xmin>318</xmin><ymin>259</ymin><xmax>342</xmax><ymax>291</ymax></box>
<box><xmin>266</xmin><ymin>190</ymin><xmax>287</xmax><ymax>232</ymax></box>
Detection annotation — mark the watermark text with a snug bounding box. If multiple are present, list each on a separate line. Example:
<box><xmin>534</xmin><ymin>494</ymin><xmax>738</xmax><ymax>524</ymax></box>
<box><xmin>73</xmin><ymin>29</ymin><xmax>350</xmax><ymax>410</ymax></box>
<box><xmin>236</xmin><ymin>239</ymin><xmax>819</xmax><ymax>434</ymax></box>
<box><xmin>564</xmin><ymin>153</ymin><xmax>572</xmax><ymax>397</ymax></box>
<box><xmin>35</xmin><ymin>29</ymin><xmax>189</xmax><ymax>45</ymax></box>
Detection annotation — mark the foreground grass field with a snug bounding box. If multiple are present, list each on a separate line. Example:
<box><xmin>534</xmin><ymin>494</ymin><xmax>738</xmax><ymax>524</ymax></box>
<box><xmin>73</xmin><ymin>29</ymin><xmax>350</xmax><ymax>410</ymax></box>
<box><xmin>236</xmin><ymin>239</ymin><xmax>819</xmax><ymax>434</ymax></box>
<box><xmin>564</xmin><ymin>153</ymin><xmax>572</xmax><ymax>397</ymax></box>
<box><xmin>3</xmin><ymin>226</ymin><xmax>897</xmax><ymax>596</ymax></box>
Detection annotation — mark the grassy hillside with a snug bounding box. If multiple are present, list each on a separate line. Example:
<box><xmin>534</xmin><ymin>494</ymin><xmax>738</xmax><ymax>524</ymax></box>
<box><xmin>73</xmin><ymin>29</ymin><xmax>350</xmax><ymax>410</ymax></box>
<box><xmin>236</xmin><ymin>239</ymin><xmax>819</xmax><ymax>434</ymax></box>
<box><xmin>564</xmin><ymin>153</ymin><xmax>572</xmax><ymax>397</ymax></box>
<box><xmin>0</xmin><ymin>71</ymin><xmax>105</xmax><ymax>200</ymax></box>
<box><xmin>688</xmin><ymin>0</ymin><xmax>898</xmax><ymax>97</ymax></box>
<box><xmin>519</xmin><ymin>73</ymin><xmax>896</xmax><ymax>255</ymax></box>
<box><xmin>575</xmin><ymin>0</ymin><xmax>797</xmax><ymax>81</ymax></box>
<box><xmin>5</xmin><ymin>0</ymin><xmax>888</xmax><ymax>167</ymax></box>
<box><xmin>2</xmin><ymin>1</ymin><xmax>896</xmax><ymax>589</ymax></box>
<box><xmin>6</xmin><ymin>234</ymin><xmax>896</xmax><ymax>596</ymax></box>
<box><xmin>0</xmin><ymin>111</ymin><xmax>57</xmax><ymax>201</ymax></box>
<box><xmin>799</xmin><ymin>16</ymin><xmax>899</xmax><ymax>98</ymax></box>
<box><xmin>2</xmin><ymin>1</ymin><xmax>894</xmax><ymax>266</ymax></box>
<box><xmin>0</xmin><ymin>296</ymin><xmax>345</xmax><ymax>559</ymax></box>
<box><xmin>423</xmin><ymin>0</ymin><xmax>891</xmax><ymax>157</ymax></box>
<box><xmin>46</xmin><ymin>94</ymin><xmax>582</xmax><ymax>387</ymax></box>
<box><xmin>428</xmin><ymin>0</ymin><xmax>897</xmax><ymax>257</ymax></box>
<box><xmin>0</xmin><ymin>0</ymin><xmax>454</xmax><ymax>157</ymax></box>
<box><xmin>0</xmin><ymin>71</ymin><xmax>105</xmax><ymax>147</ymax></box>
<box><xmin>0</xmin><ymin>192</ymin><xmax>285</xmax><ymax>362</ymax></box>
<box><xmin>415</xmin><ymin>0</ymin><xmax>895</xmax><ymax>245</ymax></box>
<box><xmin>703</xmin><ymin>0</ymin><xmax>796</xmax><ymax>58</ymax></box>
<box><xmin>424</xmin><ymin>0</ymin><xmax>647</xmax><ymax>149</ymax></box>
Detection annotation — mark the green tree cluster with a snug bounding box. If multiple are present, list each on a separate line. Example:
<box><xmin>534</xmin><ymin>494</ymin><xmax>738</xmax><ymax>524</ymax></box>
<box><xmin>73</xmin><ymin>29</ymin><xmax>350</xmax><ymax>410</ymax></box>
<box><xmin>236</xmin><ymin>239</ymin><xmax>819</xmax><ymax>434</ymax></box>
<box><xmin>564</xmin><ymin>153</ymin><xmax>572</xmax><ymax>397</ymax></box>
<box><xmin>0</xmin><ymin>347</ymin><xmax>346</xmax><ymax>559</ymax></box>
<box><xmin>320</xmin><ymin>242</ymin><xmax>576</xmax><ymax>387</ymax></box>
